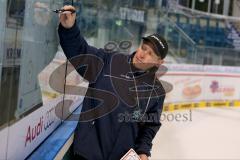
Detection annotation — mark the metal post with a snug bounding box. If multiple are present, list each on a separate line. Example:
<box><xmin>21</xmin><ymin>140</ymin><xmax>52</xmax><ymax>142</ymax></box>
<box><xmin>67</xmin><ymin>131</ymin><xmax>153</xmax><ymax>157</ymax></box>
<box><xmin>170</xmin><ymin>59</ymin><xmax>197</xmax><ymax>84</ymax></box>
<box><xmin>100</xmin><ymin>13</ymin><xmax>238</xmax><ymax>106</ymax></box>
<box><xmin>223</xmin><ymin>0</ymin><xmax>230</xmax><ymax>15</ymax></box>
<box><xmin>187</xmin><ymin>0</ymin><xmax>190</xmax><ymax>7</ymax></box>
<box><xmin>158</xmin><ymin>0</ymin><xmax>163</xmax><ymax>8</ymax></box>
<box><xmin>214</xmin><ymin>0</ymin><xmax>220</xmax><ymax>13</ymax></box>
<box><xmin>208</xmin><ymin>0</ymin><xmax>212</xmax><ymax>13</ymax></box>
<box><xmin>191</xmin><ymin>0</ymin><xmax>196</xmax><ymax>10</ymax></box>
<box><xmin>215</xmin><ymin>4</ymin><xmax>218</xmax><ymax>13</ymax></box>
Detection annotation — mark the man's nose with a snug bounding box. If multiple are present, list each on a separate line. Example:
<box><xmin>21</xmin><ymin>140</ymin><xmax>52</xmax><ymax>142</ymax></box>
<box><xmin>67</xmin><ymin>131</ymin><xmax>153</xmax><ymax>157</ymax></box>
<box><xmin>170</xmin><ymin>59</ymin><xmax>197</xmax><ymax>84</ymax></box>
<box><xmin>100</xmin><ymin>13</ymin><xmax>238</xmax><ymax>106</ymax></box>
<box><xmin>139</xmin><ymin>51</ymin><xmax>145</xmax><ymax>58</ymax></box>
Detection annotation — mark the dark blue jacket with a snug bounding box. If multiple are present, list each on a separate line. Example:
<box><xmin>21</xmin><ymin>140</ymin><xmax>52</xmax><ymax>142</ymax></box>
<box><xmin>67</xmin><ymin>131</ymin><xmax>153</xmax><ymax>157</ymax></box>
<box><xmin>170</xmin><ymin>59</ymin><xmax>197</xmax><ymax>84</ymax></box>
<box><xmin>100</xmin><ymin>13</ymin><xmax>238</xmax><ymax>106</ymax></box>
<box><xmin>58</xmin><ymin>22</ymin><xmax>166</xmax><ymax>160</ymax></box>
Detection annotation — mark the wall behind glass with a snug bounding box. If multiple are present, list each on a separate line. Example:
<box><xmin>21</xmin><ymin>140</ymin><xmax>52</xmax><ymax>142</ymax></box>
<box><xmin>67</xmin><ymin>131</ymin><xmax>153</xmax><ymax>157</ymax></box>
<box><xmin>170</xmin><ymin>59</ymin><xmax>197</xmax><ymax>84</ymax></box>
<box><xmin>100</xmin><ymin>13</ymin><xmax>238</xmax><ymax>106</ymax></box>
<box><xmin>0</xmin><ymin>0</ymin><xmax>80</xmax><ymax>159</ymax></box>
<box><xmin>0</xmin><ymin>1</ymin><xmax>8</xmax><ymax>159</ymax></box>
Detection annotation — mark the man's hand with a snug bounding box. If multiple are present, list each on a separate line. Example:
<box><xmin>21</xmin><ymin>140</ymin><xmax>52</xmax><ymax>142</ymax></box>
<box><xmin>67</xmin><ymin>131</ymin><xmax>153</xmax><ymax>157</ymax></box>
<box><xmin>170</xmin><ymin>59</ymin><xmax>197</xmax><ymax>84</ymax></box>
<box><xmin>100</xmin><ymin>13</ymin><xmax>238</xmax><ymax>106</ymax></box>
<box><xmin>59</xmin><ymin>5</ymin><xmax>76</xmax><ymax>29</ymax></box>
<box><xmin>138</xmin><ymin>154</ymin><xmax>149</xmax><ymax>160</ymax></box>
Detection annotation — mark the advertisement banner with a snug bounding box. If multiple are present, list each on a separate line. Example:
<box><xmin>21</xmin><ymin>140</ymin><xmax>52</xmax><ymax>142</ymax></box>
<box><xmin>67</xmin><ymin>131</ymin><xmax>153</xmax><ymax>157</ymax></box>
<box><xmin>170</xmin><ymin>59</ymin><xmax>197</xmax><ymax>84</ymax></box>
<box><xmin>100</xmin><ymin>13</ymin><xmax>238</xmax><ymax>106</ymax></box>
<box><xmin>161</xmin><ymin>64</ymin><xmax>240</xmax><ymax>104</ymax></box>
<box><xmin>6</xmin><ymin>95</ymin><xmax>83</xmax><ymax>160</ymax></box>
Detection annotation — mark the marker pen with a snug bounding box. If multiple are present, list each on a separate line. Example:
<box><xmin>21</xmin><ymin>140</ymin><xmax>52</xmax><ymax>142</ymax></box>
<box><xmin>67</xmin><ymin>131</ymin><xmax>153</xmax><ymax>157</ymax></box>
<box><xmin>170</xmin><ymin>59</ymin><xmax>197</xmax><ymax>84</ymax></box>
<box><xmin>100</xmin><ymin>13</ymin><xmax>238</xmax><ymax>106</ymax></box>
<box><xmin>53</xmin><ymin>9</ymin><xmax>76</xmax><ymax>13</ymax></box>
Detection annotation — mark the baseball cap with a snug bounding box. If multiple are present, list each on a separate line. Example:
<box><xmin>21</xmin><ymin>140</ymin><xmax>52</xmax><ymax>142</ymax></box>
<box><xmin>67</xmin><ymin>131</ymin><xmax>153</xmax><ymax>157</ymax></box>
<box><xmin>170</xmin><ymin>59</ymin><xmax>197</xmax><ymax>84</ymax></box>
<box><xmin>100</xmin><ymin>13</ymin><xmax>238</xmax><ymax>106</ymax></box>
<box><xmin>142</xmin><ymin>34</ymin><xmax>168</xmax><ymax>59</ymax></box>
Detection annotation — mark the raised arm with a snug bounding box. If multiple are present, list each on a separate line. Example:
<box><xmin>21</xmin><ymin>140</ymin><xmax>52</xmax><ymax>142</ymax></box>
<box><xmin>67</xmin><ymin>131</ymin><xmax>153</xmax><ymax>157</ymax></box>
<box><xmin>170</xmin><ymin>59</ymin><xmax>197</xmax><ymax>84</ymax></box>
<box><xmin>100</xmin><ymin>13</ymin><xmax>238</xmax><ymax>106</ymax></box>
<box><xmin>58</xmin><ymin>5</ymin><xmax>107</xmax><ymax>82</ymax></box>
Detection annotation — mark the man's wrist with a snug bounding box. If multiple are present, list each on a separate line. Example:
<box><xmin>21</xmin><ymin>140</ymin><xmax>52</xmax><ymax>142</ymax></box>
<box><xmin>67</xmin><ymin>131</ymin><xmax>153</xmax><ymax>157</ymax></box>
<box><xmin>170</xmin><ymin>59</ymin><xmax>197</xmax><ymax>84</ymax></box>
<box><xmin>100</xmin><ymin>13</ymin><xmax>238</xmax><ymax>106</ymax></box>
<box><xmin>59</xmin><ymin>21</ymin><xmax>77</xmax><ymax>32</ymax></box>
<box><xmin>136</xmin><ymin>150</ymin><xmax>150</xmax><ymax>157</ymax></box>
<box><xmin>138</xmin><ymin>154</ymin><xmax>149</xmax><ymax>160</ymax></box>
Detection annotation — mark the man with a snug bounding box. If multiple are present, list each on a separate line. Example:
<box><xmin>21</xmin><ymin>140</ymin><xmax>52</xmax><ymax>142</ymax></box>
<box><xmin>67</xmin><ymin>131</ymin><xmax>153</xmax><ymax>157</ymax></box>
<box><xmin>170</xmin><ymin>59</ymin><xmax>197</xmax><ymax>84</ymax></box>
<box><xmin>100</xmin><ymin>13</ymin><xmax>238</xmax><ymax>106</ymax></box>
<box><xmin>58</xmin><ymin>5</ymin><xmax>169</xmax><ymax>160</ymax></box>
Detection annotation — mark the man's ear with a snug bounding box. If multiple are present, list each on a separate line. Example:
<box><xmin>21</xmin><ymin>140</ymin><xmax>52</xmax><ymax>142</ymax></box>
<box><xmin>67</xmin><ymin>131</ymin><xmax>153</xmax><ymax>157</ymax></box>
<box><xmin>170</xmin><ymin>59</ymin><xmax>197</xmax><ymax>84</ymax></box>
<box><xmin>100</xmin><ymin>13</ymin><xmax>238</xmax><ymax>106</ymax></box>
<box><xmin>155</xmin><ymin>59</ymin><xmax>164</xmax><ymax>67</ymax></box>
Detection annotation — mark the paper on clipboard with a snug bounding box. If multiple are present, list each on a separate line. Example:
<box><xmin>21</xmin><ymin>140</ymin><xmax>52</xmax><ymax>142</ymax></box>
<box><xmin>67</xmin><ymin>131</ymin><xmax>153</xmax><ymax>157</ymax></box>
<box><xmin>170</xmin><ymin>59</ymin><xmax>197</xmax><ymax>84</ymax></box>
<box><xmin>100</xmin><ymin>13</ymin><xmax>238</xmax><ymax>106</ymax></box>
<box><xmin>120</xmin><ymin>148</ymin><xmax>141</xmax><ymax>160</ymax></box>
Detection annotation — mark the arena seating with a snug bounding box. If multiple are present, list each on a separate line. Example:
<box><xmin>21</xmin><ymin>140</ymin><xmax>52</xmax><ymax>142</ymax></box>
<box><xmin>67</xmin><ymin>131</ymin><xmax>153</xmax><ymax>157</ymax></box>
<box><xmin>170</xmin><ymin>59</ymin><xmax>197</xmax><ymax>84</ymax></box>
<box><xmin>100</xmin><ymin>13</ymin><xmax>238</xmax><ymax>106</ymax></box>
<box><xmin>163</xmin><ymin>12</ymin><xmax>240</xmax><ymax>49</ymax></box>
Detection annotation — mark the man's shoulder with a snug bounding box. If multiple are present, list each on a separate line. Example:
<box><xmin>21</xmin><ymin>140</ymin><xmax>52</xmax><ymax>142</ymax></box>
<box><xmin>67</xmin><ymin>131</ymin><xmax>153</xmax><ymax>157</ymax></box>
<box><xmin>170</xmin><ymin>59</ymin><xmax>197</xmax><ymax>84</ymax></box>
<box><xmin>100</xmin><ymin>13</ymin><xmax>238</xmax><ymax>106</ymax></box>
<box><xmin>156</xmin><ymin>78</ymin><xmax>173</xmax><ymax>97</ymax></box>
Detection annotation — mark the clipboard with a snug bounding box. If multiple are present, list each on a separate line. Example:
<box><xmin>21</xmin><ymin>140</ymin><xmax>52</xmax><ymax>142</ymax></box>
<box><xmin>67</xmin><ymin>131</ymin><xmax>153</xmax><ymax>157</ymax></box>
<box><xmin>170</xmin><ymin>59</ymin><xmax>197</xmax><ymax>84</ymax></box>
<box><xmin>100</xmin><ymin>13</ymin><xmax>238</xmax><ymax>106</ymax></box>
<box><xmin>120</xmin><ymin>148</ymin><xmax>141</xmax><ymax>160</ymax></box>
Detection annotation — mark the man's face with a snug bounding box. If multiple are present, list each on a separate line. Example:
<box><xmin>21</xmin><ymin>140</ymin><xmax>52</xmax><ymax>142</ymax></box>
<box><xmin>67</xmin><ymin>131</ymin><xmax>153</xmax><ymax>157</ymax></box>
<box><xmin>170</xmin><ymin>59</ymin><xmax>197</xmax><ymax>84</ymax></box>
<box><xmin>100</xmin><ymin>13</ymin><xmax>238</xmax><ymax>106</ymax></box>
<box><xmin>133</xmin><ymin>42</ymin><xmax>164</xmax><ymax>70</ymax></box>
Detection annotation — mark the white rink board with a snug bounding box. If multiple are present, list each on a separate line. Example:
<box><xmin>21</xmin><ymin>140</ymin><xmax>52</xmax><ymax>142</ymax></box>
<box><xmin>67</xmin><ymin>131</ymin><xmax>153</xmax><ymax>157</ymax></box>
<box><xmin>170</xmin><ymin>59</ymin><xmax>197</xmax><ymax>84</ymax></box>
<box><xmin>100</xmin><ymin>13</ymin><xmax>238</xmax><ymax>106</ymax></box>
<box><xmin>0</xmin><ymin>127</ymin><xmax>8</xmax><ymax>160</ymax></box>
